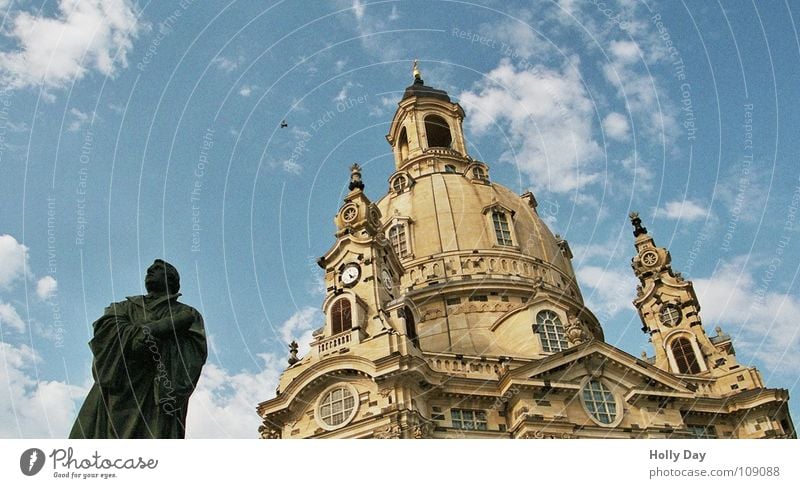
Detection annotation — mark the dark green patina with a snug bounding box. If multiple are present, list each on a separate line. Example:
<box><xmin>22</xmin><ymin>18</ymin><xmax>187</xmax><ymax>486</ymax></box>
<box><xmin>70</xmin><ymin>260</ymin><xmax>207</xmax><ymax>439</ymax></box>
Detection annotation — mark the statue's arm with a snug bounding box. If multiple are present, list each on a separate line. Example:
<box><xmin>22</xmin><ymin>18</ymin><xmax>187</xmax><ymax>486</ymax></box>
<box><xmin>141</xmin><ymin>309</ymin><xmax>196</xmax><ymax>339</ymax></box>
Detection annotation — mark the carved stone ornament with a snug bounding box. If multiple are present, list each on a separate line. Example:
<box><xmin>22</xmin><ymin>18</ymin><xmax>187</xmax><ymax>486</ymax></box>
<box><xmin>374</xmin><ymin>424</ymin><xmax>402</xmax><ymax>439</ymax></box>
<box><xmin>258</xmin><ymin>423</ymin><xmax>281</xmax><ymax>439</ymax></box>
<box><xmin>413</xmin><ymin>423</ymin><xmax>433</xmax><ymax>439</ymax></box>
<box><xmin>521</xmin><ymin>431</ymin><xmax>574</xmax><ymax>439</ymax></box>
<box><xmin>566</xmin><ymin>316</ymin><xmax>588</xmax><ymax>345</ymax></box>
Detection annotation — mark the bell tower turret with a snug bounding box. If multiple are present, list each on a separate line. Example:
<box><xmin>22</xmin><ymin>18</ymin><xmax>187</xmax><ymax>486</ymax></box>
<box><xmin>629</xmin><ymin>212</ymin><xmax>766</xmax><ymax>395</ymax></box>
<box><xmin>385</xmin><ymin>61</ymin><xmax>468</xmax><ymax>173</ymax></box>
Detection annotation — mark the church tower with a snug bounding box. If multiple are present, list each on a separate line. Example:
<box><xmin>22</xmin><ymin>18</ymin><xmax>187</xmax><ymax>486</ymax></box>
<box><xmin>257</xmin><ymin>65</ymin><xmax>794</xmax><ymax>439</ymax></box>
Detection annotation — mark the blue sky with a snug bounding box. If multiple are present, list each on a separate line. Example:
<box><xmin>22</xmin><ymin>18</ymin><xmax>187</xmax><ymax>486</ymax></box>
<box><xmin>1</xmin><ymin>0</ymin><xmax>799</xmax><ymax>438</ymax></box>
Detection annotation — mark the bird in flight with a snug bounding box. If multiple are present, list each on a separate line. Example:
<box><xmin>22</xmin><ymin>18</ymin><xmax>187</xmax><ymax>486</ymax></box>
<box><xmin>280</xmin><ymin>120</ymin><xmax>288</xmax><ymax>128</ymax></box>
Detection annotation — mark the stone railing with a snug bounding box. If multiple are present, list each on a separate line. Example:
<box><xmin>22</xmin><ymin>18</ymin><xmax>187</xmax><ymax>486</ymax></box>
<box><xmin>400</xmin><ymin>251</ymin><xmax>579</xmax><ymax>300</ymax></box>
<box><xmin>423</xmin><ymin>147</ymin><xmax>463</xmax><ymax>158</ymax></box>
<box><xmin>316</xmin><ymin>329</ymin><xmax>357</xmax><ymax>354</ymax></box>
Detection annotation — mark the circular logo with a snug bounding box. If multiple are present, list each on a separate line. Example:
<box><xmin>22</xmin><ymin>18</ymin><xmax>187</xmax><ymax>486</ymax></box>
<box><xmin>20</xmin><ymin>448</ymin><xmax>45</xmax><ymax>476</ymax></box>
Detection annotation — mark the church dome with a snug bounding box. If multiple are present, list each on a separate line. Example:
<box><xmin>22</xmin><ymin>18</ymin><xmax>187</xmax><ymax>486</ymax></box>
<box><xmin>376</xmin><ymin>69</ymin><xmax>601</xmax><ymax>357</ymax></box>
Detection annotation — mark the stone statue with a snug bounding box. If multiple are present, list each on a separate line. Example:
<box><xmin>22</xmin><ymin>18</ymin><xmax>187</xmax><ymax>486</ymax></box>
<box><xmin>69</xmin><ymin>260</ymin><xmax>207</xmax><ymax>439</ymax></box>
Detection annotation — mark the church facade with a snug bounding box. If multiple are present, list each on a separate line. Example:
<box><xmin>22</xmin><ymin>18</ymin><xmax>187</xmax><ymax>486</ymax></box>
<box><xmin>256</xmin><ymin>71</ymin><xmax>795</xmax><ymax>439</ymax></box>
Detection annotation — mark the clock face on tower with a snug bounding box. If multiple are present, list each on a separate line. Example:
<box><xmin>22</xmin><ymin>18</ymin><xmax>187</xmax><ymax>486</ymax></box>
<box><xmin>340</xmin><ymin>263</ymin><xmax>361</xmax><ymax>286</ymax></box>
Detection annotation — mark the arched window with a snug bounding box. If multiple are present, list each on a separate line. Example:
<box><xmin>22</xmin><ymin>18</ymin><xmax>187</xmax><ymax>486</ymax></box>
<box><xmin>388</xmin><ymin>224</ymin><xmax>409</xmax><ymax>258</ymax></box>
<box><xmin>331</xmin><ymin>298</ymin><xmax>352</xmax><ymax>335</ymax></box>
<box><xmin>671</xmin><ymin>337</ymin><xmax>701</xmax><ymax>374</ymax></box>
<box><xmin>404</xmin><ymin>306</ymin><xmax>419</xmax><ymax>348</ymax></box>
<box><xmin>425</xmin><ymin>115</ymin><xmax>452</xmax><ymax>148</ymax></box>
<box><xmin>472</xmin><ymin>166</ymin><xmax>487</xmax><ymax>181</ymax></box>
<box><xmin>492</xmin><ymin>211</ymin><xmax>513</xmax><ymax>246</ymax></box>
<box><xmin>444</xmin><ymin>164</ymin><xmax>457</xmax><ymax>173</ymax></box>
<box><xmin>535</xmin><ymin>310</ymin><xmax>568</xmax><ymax>352</ymax></box>
<box><xmin>398</xmin><ymin>127</ymin><xmax>409</xmax><ymax>161</ymax></box>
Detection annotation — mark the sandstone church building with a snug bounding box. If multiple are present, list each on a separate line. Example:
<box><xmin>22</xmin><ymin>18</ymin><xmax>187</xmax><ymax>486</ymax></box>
<box><xmin>257</xmin><ymin>67</ymin><xmax>795</xmax><ymax>439</ymax></box>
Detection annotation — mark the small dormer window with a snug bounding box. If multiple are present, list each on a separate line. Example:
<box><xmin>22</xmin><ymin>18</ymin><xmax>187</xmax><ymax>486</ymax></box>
<box><xmin>472</xmin><ymin>166</ymin><xmax>487</xmax><ymax>181</ymax></box>
<box><xmin>392</xmin><ymin>174</ymin><xmax>408</xmax><ymax>193</ymax></box>
<box><xmin>388</xmin><ymin>223</ymin><xmax>409</xmax><ymax>258</ymax></box>
<box><xmin>492</xmin><ymin>211</ymin><xmax>513</xmax><ymax>246</ymax></box>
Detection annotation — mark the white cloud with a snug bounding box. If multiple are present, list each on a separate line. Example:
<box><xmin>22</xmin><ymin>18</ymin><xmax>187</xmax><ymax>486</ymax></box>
<box><xmin>278</xmin><ymin>306</ymin><xmax>324</xmax><ymax>358</ymax></box>
<box><xmin>576</xmin><ymin>265</ymin><xmax>636</xmax><ymax>319</ymax></box>
<box><xmin>186</xmin><ymin>354</ymin><xmax>283</xmax><ymax>438</ymax></box>
<box><xmin>0</xmin><ymin>338</ymin><xmax>285</xmax><ymax>438</ymax></box>
<box><xmin>66</xmin><ymin>108</ymin><xmax>89</xmax><ymax>132</ymax></box>
<box><xmin>620</xmin><ymin>155</ymin><xmax>654</xmax><ymax>192</ymax></box>
<box><xmin>572</xmin><ymin>239</ymin><xmax>627</xmax><ymax>263</ymax></box>
<box><xmin>0</xmin><ymin>302</ymin><xmax>25</xmax><ymax>333</ymax></box>
<box><xmin>36</xmin><ymin>276</ymin><xmax>58</xmax><ymax>300</ymax></box>
<box><xmin>602</xmin><ymin>37</ymin><xmax>678</xmax><ymax>142</ymax></box>
<box><xmin>0</xmin><ymin>0</ymin><xmax>140</xmax><ymax>90</ymax></box>
<box><xmin>0</xmin><ymin>341</ymin><xmax>87</xmax><ymax>437</ymax></box>
<box><xmin>694</xmin><ymin>260</ymin><xmax>800</xmax><ymax>374</ymax></box>
<box><xmin>352</xmin><ymin>0</ymin><xmax>365</xmax><ymax>21</ymax></box>
<box><xmin>656</xmin><ymin>200</ymin><xmax>709</xmax><ymax>221</ymax></box>
<box><xmin>239</xmin><ymin>84</ymin><xmax>255</xmax><ymax>97</ymax></box>
<box><xmin>602</xmin><ymin>112</ymin><xmax>630</xmax><ymax>141</ymax></box>
<box><xmin>609</xmin><ymin>40</ymin><xmax>640</xmax><ymax>65</ymax></box>
<box><xmin>477</xmin><ymin>15</ymin><xmax>547</xmax><ymax>61</ymax></box>
<box><xmin>459</xmin><ymin>58</ymin><xmax>602</xmax><ymax>193</ymax></box>
<box><xmin>108</xmin><ymin>102</ymin><xmax>125</xmax><ymax>114</ymax></box>
<box><xmin>282</xmin><ymin>159</ymin><xmax>302</xmax><ymax>175</ymax></box>
<box><xmin>0</xmin><ymin>234</ymin><xmax>29</xmax><ymax>289</ymax></box>
<box><xmin>211</xmin><ymin>55</ymin><xmax>243</xmax><ymax>73</ymax></box>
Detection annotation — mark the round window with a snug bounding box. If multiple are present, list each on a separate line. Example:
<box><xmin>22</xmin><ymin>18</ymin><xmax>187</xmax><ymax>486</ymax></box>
<box><xmin>581</xmin><ymin>379</ymin><xmax>619</xmax><ymax>426</ymax></box>
<box><xmin>392</xmin><ymin>175</ymin><xmax>407</xmax><ymax>193</ymax></box>
<box><xmin>659</xmin><ymin>304</ymin><xmax>682</xmax><ymax>326</ymax></box>
<box><xmin>316</xmin><ymin>383</ymin><xmax>359</xmax><ymax>430</ymax></box>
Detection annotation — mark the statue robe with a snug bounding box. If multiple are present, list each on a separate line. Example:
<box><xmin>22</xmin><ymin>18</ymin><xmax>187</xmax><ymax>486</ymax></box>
<box><xmin>69</xmin><ymin>293</ymin><xmax>207</xmax><ymax>439</ymax></box>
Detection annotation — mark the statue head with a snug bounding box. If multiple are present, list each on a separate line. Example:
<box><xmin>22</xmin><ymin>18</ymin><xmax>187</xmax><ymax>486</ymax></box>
<box><xmin>145</xmin><ymin>259</ymin><xmax>180</xmax><ymax>295</ymax></box>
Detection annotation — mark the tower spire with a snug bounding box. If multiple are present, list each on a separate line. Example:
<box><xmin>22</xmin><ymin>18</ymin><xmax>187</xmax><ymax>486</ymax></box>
<box><xmin>412</xmin><ymin>59</ymin><xmax>422</xmax><ymax>84</ymax></box>
<box><xmin>629</xmin><ymin>211</ymin><xmax>648</xmax><ymax>237</ymax></box>
<box><xmin>349</xmin><ymin>163</ymin><xmax>365</xmax><ymax>191</ymax></box>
